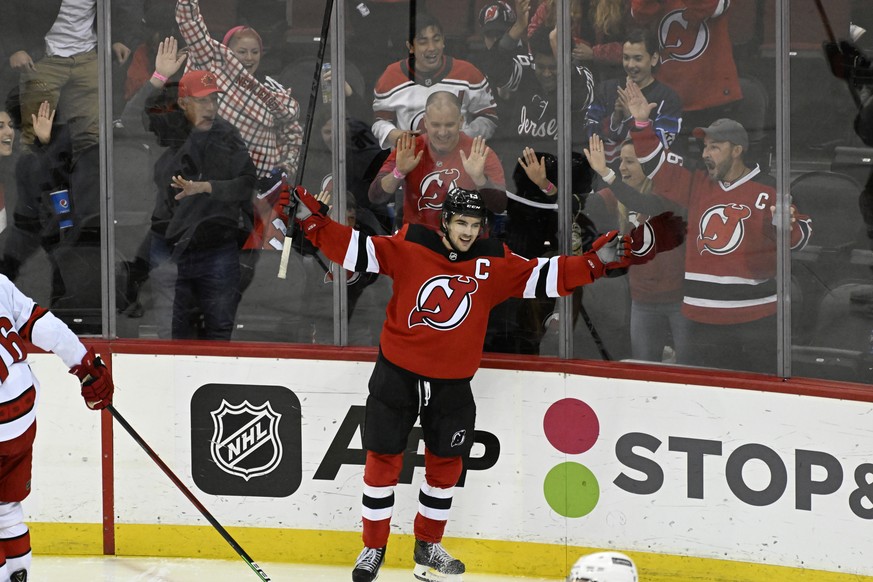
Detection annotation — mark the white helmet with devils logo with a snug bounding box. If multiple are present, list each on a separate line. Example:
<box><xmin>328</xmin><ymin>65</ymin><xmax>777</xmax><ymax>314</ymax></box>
<box><xmin>567</xmin><ymin>551</ymin><xmax>638</xmax><ymax>582</ymax></box>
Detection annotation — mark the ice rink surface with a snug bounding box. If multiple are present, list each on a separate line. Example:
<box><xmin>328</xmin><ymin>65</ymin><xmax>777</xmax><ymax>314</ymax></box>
<box><xmin>33</xmin><ymin>556</ymin><xmax>559</xmax><ymax>581</ymax></box>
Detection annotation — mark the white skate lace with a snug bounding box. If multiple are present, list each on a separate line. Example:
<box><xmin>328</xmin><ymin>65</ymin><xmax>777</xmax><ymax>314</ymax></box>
<box><xmin>425</xmin><ymin>543</ymin><xmax>461</xmax><ymax>571</ymax></box>
<box><xmin>355</xmin><ymin>547</ymin><xmax>383</xmax><ymax>572</ymax></box>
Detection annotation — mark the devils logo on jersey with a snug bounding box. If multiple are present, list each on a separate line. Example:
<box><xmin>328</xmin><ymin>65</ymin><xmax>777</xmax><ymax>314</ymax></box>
<box><xmin>409</xmin><ymin>275</ymin><xmax>479</xmax><ymax>330</ymax></box>
<box><xmin>631</xmin><ymin>222</ymin><xmax>656</xmax><ymax>258</ymax></box>
<box><xmin>659</xmin><ymin>9</ymin><xmax>711</xmax><ymax>63</ymax></box>
<box><xmin>418</xmin><ymin>169</ymin><xmax>461</xmax><ymax>212</ymax></box>
<box><xmin>697</xmin><ymin>203</ymin><xmax>752</xmax><ymax>255</ymax></box>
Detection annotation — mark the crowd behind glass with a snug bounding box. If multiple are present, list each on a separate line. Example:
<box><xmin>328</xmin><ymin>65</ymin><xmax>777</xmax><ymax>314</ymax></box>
<box><xmin>0</xmin><ymin>0</ymin><xmax>870</xmax><ymax>383</ymax></box>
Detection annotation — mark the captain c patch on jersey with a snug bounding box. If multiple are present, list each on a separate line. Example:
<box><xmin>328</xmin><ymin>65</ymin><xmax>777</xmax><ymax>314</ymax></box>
<box><xmin>409</xmin><ymin>275</ymin><xmax>479</xmax><ymax>330</ymax></box>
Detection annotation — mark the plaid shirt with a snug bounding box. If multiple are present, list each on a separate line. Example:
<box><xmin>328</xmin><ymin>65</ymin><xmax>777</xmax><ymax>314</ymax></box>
<box><xmin>177</xmin><ymin>0</ymin><xmax>303</xmax><ymax>249</ymax></box>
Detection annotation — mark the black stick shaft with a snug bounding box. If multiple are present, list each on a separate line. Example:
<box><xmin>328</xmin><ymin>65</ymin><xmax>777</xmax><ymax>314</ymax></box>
<box><xmin>294</xmin><ymin>0</ymin><xmax>335</xmax><ymax>186</ymax></box>
<box><xmin>107</xmin><ymin>405</ymin><xmax>271</xmax><ymax>581</ymax></box>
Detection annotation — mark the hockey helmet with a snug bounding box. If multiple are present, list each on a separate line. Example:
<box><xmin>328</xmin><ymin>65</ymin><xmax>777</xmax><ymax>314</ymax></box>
<box><xmin>441</xmin><ymin>187</ymin><xmax>487</xmax><ymax>233</ymax></box>
<box><xmin>567</xmin><ymin>552</ymin><xmax>638</xmax><ymax>582</ymax></box>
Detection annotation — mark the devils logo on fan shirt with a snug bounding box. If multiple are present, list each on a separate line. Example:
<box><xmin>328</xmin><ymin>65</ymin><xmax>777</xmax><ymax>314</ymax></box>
<box><xmin>658</xmin><ymin>9</ymin><xmax>711</xmax><ymax>63</ymax></box>
<box><xmin>409</xmin><ymin>275</ymin><xmax>479</xmax><ymax>330</ymax></box>
<box><xmin>418</xmin><ymin>169</ymin><xmax>461</xmax><ymax>212</ymax></box>
<box><xmin>697</xmin><ymin>203</ymin><xmax>752</xmax><ymax>255</ymax></box>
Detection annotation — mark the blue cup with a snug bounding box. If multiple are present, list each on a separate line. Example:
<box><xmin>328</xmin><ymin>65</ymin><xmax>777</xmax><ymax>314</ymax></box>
<box><xmin>50</xmin><ymin>189</ymin><xmax>73</xmax><ymax>229</ymax></box>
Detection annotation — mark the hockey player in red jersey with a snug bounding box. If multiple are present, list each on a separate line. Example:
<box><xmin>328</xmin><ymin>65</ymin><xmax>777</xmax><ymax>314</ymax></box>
<box><xmin>621</xmin><ymin>81</ymin><xmax>812</xmax><ymax>373</ymax></box>
<box><xmin>0</xmin><ymin>274</ymin><xmax>113</xmax><ymax>581</ymax></box>
<box><xmin>284</xmin><ymin>184</ymin><xmax>685</xmax><ymax>581</ymax></box>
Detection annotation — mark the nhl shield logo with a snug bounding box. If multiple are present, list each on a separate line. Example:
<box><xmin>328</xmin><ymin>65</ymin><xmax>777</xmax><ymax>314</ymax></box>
<box><xmin>210</xmin><ymin>400</ymin><xmax>283</xmax><ymax>481</ymax></box>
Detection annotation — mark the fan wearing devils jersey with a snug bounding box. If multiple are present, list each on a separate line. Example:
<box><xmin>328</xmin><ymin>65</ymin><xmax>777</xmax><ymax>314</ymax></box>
<box><xmin>370</xmin><ymin>91</ymin><xmax>507</xmax><ymax>232</ymax></box>
<box><xmin>283</xmin><ymin>184</ymin><xmax>685</xmax><ymax>582</ymax></box>
<box><xmin>630</xmin><ymin>0</ymin><xmax>741</xmax><ymax>113</ymax></box>
<box><xmin>624</xmin><ymin>82</ymin><xmax>812</xmax><ymax>373</ymax></box>
<box><xmin>0</xmin><ymin>274</ymin><xmax>113</xmax><ymax>581</ymax></box>
<box><xmin>371</xmin><ymin>12</ymin><xmax>498</xmax><ymax>150</ymax></box>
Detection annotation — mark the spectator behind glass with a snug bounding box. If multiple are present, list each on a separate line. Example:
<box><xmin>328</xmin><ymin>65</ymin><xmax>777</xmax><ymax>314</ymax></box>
<box><xmin>0</xmin><ymin>0</ymin><xmax>139</xmax><ymax>160</ymax></box>
<box><xmin>369</xmin><ymin>91</ymin><xmax>507</xmax><ymax>232</ymax></box>
<box><xmin>176</xmin><ymin>0</ymin><xmax>303</xmax><ymax>254</ymax></box>
<box><xmin>530</xmin><ymin>0</ymin><xmax>629</xmax><ymax>79</ymax></box>
<box><xmin>473</xmin><ymin>0</ymin><xmax>531</xmax><ymax>101</ymax></box>
<box><xmin>585</xmin><ymin>27</ymin><xmax>682</xmax><ymax>165</ymax></box>
<box><xmin>624</xmin><ymin>84</ymin><xmax>813</xmax><ymax>373</ymax></box>
<box><xmin>0</xmin><ymin>109</ymin><xmax>16</xmax><ymax>234</ymax></box>
<box><xmin>629</xmin><ymin>1</ymin><xmax>741</xmax><ymax>123</ymax></box>
<box><xmin>149</xmin><ymin>70</ymin><xmax>256</xmax><ymax>340</ymax></box>
<box><xmin>585</xmin><ymin>137</ymin><xmax>686</xmax><ymax>363</ymax></box>
<box><xmin>371</xmin><ymin>12</ymin><xmax>499</xmax><ymax>150</ymax></box>
<box><xmin>490</xmin><ymin>27</ymin><xmax>594</xmax><ymax>169</ymax></box>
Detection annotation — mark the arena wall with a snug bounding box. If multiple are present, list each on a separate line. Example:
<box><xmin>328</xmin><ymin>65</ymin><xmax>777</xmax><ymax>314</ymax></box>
<box><xmin>24</xmin><ymin>344</ymin><xmax>873</xmax><ymax>581</ymax></box>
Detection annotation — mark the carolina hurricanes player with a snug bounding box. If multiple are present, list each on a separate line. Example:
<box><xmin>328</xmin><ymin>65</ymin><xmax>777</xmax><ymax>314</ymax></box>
<box><xmin>622</xmin><ymin>81</ymin><xmax>812</xmax><ymax>373</ymax></box>
<box><xmin>0</xmin><ymin>274</ymin><xmax>113</xmax><ymax>581</ymax></box>
<box><xmin>567</xmin><ymin>551</ymin><xmax>639</xmax><ymax>582</ymax></box>
<box><xmin>282</xmin><ymin>184</ymin><xmax>685</xmax><ymax>582</ymax></box>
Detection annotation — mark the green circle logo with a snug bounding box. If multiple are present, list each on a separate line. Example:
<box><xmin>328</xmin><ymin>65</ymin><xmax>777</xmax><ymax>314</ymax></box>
<box><xmin>543</xmin><ymin>461</ymin><xmax>600</xmax><ymax>517</ymax></box>
<box><xmin>542</xmin><ymin>399</ymin><xmax>601</xmax><ymax>518</ymax></box>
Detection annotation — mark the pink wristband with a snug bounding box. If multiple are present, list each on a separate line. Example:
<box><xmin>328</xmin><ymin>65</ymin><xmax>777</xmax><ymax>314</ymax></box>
<box><xmin>391</xmin><ymin>167</ymin><xmax>406</xmax><ymax>180</ymax></box>
<box><xmin>540</xmin><ymin>181</ymin><xmax>556</xmax><ymax>195</ymax></box>
<box><xmin>634</xmin><ymin>119</ymin><xmax>651</xmax><ymax>129</ymax></box>
<box><xmin>152</xmin><ymin>71</ymin><xmax>168</xmax><ymax>83</ymax></box>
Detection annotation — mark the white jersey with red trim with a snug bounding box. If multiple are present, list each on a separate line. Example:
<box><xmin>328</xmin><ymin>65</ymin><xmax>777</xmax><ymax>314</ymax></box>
<box><xmin>631</xmin><ymin>123</ymin><xmax>812</xmax><ymax>324</ymax></box>
<box><xmin>0</xmin><ymin>275</ymin><xmax>86</xmax><ymax>441</ymax></box>
<box><xmin>371</xmin><ymin>56</ymin><xmax>498</xmax><ymax>149</ymax></box>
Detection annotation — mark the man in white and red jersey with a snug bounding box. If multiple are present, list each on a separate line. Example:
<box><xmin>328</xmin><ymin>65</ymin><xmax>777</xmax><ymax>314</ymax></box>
<box><xmin>625</xmin><ymin>83</ymin><xmax>812</xmax><ymax>373</ymax></box>
<box><xmin>0</xmin><ymin>274</ymin><xmax>113</xmax><ymax>581</ymax></box>
<box><xmin>371</xmin><ymin>12</ymin><xmax>498</xmax><ymax>150</ymax></box>
<box><xmin>280</xmin><ymin>184</ymin><xmax>685</xmax><ymax>582</ymax></box>
<box><xmin>369</xmin><ymin>91</ymin><xmax>506</xmax><ymax>232</ymax></box>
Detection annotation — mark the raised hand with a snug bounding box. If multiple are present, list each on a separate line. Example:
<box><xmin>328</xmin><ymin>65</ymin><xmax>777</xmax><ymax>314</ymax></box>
<box><xmin>32</xmin><ymin>101</ymin><xmax>56</xmax><ymax>145</ymax></box>
<box><xmin>460</xmin><ymin>135</ymin><xmax>490</xmax><ymax>186</ymax></box>
<box><xmin>395</xmin><ymin>131</ymin><xmax>423</xmax><ymax>175</ymax></box>
<box><xmin>624</xmin><ymin>79</ymin><xmax>657</xmax><ymax>123</ymax></box>
<box><xmin>154</xmin><ymin>36</ymin><xmax>188</xmax><ymax>83</ymax></box>
<box><xmin>518</xmin><ymin>147</ymin><xmax>551</xmax><ymax>192</ymax></box>
<box><xmin>583</xmin><ymin>134</ymin><xmax>610</xmax><ymax>177</ymax></box>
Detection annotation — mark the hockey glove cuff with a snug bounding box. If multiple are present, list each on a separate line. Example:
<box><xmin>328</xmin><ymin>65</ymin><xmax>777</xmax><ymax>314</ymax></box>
<box><xmin>70</xmin><ymin>347</ymin><xmax>114</xmax><ymax>410</ymax></box>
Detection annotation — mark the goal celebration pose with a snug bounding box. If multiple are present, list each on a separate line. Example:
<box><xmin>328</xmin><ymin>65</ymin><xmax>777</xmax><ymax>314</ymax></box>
<box><xmin>285</xmin><ymin>184</ymin><xmax>684</xmax><ymax>581</ymax></box>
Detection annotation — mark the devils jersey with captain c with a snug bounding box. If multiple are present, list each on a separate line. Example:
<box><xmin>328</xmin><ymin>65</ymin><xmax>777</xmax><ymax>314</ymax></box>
<box><xmin>307</xmin><ymin>220</ymin><xmax>608</xmax><ymax>379</ymax></box>
<box><xmin>0</xmin><ymin>275</ymin><xmax>87</xmax><ymax>441</ymax></box>
<box><xmin>631</xmin><ymin>123</ymin><xmax>812</xmax><ymax>324</ymax></box>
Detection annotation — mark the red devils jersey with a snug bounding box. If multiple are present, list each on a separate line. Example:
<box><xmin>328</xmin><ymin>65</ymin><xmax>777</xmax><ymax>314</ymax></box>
<box><xmin>375</xmin><ymin>134</ymin><xmax>506</xmax><ymax>232</ymax></box>
<box><xmin>0</xmin><ymin>275</ymin><xmax>86</xmax><ymax>441</ymax></box>
<box><xmin>631</xmin><ymin>0</ymin><xmax>741</xmax><ymax>111</ymax></box>
<box><xmin>631</xmin><ymin>123</ymin><xmax>812</xmax><ymax>324</ymax></box>
<box><xmin>307</xmin><ymin>221</ymin><xmax>608</xmax><ymax>379</ymax></box>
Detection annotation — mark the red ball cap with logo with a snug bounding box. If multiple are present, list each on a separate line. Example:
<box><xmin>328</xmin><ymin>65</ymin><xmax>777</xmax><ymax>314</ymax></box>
<box><xmin>178</xmin><ymin>70</ymin><xmax>223</xmax><ymax>98</ymax></box>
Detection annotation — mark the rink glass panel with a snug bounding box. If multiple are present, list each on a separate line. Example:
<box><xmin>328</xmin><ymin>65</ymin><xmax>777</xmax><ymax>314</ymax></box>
<box><xmin>72</xmin><ymin>0</ymin><xmax>868</xmax><ymax>384</ymax></box>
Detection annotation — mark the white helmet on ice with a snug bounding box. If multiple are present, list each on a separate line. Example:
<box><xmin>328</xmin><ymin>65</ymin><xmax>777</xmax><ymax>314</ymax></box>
<box><xmin>567</xmin><ymin>551</ymin><xmax>638</xmax><ymax>582</ymax></box>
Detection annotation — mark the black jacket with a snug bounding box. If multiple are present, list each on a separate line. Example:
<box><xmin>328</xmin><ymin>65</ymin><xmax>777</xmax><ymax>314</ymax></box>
<box><xmin>150</xmin><ymin>116</ymin><xmax>256</xmax><ymax>258</ymax></box>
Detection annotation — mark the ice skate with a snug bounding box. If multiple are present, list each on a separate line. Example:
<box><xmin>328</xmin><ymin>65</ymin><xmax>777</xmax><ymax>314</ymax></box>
<box><xmin>352</xmin><ymin>546</ymin><xmax>385</xmax><ymax>582</ymax></box>
<box><xmin>412</xmin><ymin>540</ymin><xmax>465</xmax><ymax>581</ymax></box>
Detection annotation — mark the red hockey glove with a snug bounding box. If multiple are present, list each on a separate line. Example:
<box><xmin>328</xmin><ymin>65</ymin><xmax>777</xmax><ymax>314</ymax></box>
<box><xmin>292</xmin><ymin>185</ymin><xmax>331</xmax><ymax>235</ymax></box>
<box><xmin>590</xmin><ymin>230</ymin><xmax>632</xmax><ymax>270</ymax></box>
<box><xmin>272</xmin><ymin>182</ymin><xmax>292</xmax><ymax>224</ymax></box>
<box><xmin>626</xmin><ymin>211</ymin><xmax>686</xmax><ymax>265</ymax></box>
<box><xmin>69</xmin><ymin>347</ymin><xmax>114</xmax><ymax>410</ymax></box>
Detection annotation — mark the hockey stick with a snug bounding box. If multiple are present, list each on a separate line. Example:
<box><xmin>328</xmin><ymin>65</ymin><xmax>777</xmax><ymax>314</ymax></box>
<box><xmin>278</xmin><ymin>0</ymin><xmax>336</xmax><ymax>279</ymax></box>
<box><xmin>106</xmin><ymin>405</ymin><xmax>271</xmax><ymax>581</ymax></box>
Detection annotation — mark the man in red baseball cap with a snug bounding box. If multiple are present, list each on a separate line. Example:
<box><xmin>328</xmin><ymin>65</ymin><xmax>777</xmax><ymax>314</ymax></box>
<box><xmin>177</xmin><ymin>70</ymin><xmax>223</xmax><ymax>132</ymax></box>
